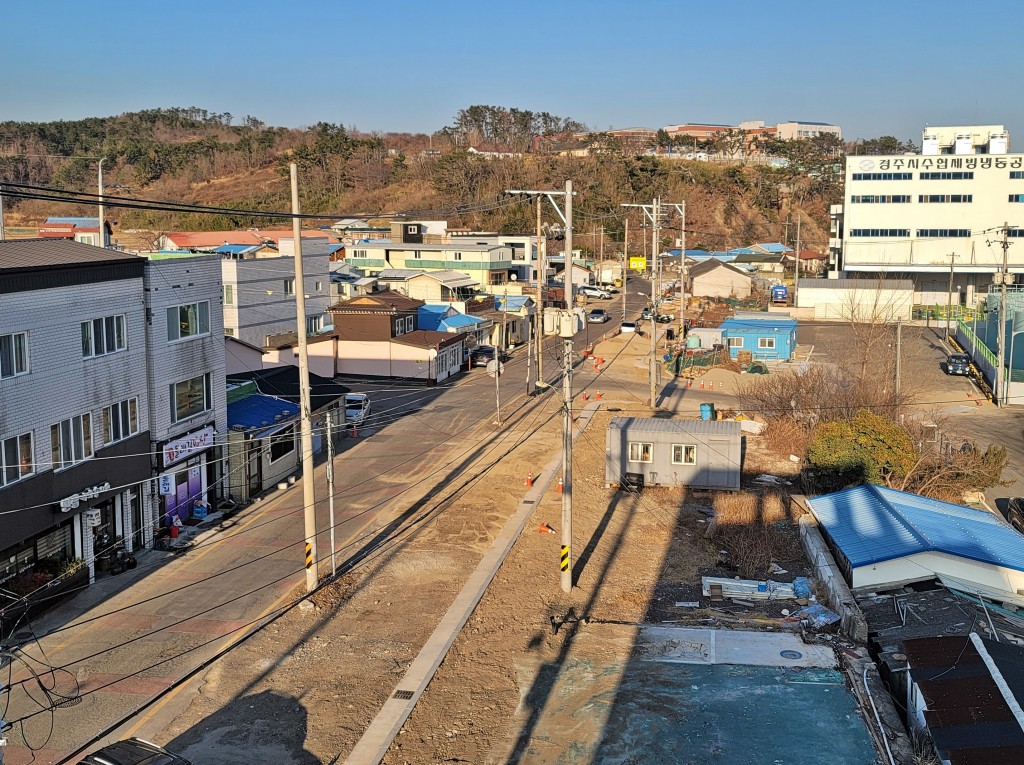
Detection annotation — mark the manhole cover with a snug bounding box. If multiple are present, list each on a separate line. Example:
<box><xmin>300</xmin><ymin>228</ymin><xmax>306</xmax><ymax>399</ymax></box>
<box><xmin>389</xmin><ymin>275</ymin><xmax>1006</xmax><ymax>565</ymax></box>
<box><xmin>780</xmin><ymin>650</ymin><xmax>803</xmax><ymax>660</ymax></box>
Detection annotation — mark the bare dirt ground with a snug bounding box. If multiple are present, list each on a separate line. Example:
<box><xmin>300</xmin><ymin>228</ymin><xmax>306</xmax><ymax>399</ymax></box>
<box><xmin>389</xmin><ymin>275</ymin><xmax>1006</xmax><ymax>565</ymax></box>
<box><xmin>153</xmin><ymin>334</ymin><xmax>809</xmax><ymax>765</ymax></box>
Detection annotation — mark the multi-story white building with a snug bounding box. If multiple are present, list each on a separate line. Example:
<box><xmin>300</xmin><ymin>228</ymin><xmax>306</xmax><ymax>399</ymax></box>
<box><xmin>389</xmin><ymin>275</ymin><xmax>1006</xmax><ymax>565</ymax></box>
<box><xmin>831</xmin><ymin>124</ymin><xmax>1024</xmax><ymax>306</ymax></box>
<box><xmin>221</xmin><ymin>236</ymin><xmax>331</xmax><ymax>347</ymax></box>
<box><xmin>140</xmin><ymin>252</ymin><xmax>228</xmax><ymax>533</ymax></box>
<box><xmin>0</xmin><ymin>240</ymin><xmax>151</xmax><ymax>585</ymax></box>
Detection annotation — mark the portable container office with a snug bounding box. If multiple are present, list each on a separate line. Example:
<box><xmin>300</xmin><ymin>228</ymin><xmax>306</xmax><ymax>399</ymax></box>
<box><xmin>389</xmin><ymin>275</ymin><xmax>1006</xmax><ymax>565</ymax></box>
<box><xmin>720</xmin><ymin>316</ymin><xmax>797</xmax><ymax>361</ymax></box>
<box><xmin>605</xmin><ymin>417</ymin><xmax>742</xmax><ymax>490</ymax></box>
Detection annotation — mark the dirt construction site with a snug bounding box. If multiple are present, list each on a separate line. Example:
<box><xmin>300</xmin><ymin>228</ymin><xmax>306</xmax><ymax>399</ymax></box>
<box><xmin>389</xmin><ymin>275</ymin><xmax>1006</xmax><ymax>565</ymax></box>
<box><xmin>10</xmin><ymin>326</ymin><xmax>887</xmax><ymax>764</ymax></box>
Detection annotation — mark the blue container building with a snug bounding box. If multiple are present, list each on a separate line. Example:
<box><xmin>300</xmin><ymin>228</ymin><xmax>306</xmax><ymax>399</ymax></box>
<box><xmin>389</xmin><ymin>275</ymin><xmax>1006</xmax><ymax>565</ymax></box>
<box><xmin>720</xmin><ymin>316</ymin><xmax>798</xmax><ymax>361</ymax></box>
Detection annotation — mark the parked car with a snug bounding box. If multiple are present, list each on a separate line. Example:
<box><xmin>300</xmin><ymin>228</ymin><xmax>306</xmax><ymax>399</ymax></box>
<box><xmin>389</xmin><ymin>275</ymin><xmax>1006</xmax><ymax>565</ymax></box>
<box><xmin>578</xmin><ymin>285</ymin><xmax>612</xmax><ymax>299</ymax></box>
<box><xmin>82</xmin><ymin>738</ymin><xmax>193</xmax><ymax>765</ymax></box>
<box><xmin>587</xmin><ymin>309</ymin><xmax>610</xmax><ymax>324</ymax></box>
<box><xmin>1007</xmin><ymin>497</ymin><xmax>1024</xmax><ymax>533</ymax></box>
<box><xmin>596</xmin><ymin>282</ymin><xmax>620</xmax><ymax>293</ymax></box>
<box><xmin>946</xmin><ymin>352</ymin><xmax>970</xmax><ymax>375</ymax></box>
<box><xmin>654</xmin><ymin>313</ymin><xmax>675</xmax><ymax>324</ymax></box>
<box><xmin>620</xmin><ymin>321</ymin><xmax>637</xmax><ymax>333</ymax></box>
<box><xmin>344</xmin><ymin>393</ymin><xmax>371</xmax><ymax>424</ymax></box>
<box><xmin>641</xmin><ymin>307</ymin><xmax>653</xmax><ymax>321</ymax></box>
<box><xmin>471</xmin><ymin>345</ymin><xmax>505</xmax><ymax>367</ymax></box>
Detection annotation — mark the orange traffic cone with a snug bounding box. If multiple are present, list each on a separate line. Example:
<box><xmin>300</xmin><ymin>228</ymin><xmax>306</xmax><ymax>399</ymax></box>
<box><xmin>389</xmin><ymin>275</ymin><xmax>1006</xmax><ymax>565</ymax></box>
<box><xmin>526</xmin><ymin>472</ymin><xmax>534</xmax><ymax>488</ymax></box>
<box><xmin>700</xmin><ymin>380</ymin><xmax>705</xmax><ymax>389</ymax></box>
<box><xmin>538</xmin><ymin>523</ymin><xmax>556</xmax><ymax>535</ymax></box>
<box><xmin>351</xmin><ymin>426</ymin><xmax>359</xmax><ymax>438</ymax></box>
<box><xmin>582</xmin><ymin>392</ymin><xmax>590</xmax><ymax>401</ymax></box>
<box><xmin>557</xmin><ymin>478</ymin><xmax>563</xmax><ymax>494</ymax></box>
<box><xmin>709</xmin><ymin>381</ymin><xmax>714</xmax><ymax>391</ymax></box>
<box><xmin>596</xmin><ymin>390</ymin><xmax>603</xmax><ymax>400</ymax></box>
<box><xmin>687</xmin><ymin>379</ymin><xmax>692</xmax><ymax>389</ymax></box>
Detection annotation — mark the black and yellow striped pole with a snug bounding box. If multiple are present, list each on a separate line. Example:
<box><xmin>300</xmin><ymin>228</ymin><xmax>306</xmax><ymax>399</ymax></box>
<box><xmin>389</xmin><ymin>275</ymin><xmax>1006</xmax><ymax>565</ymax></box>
<box><xmin>561</xmin><ymin>330</ymin><xmax>574</xmax><ymax>593</ymax></box>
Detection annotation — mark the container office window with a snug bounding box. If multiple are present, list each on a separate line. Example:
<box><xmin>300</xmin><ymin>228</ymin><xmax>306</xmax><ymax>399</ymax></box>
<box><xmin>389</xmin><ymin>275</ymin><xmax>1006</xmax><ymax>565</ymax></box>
<box><xmin>50</xmin><ymin>414</ymin><xmax>92</xmax><ymax>470</ymax></box>
<box><xmin>671</xmin><ymin>444</ymin><xmax>697</xmax><ymax>465</ymax></box>
<box><xmin>454</xmin><ymin>252</ymin><xmax>463</xmax><ymax>261</ymax></box>
<box><xmin>81</xmin><ymin>315</ymin><xmax>126</xmax><ymax>358</ymax></box>
<box><xmin>1</xmin><ymin>432</ymin><xmax>33</xmax><ymax>486</ymax></box>
<box><xmin>627</xmin><ymin>442</ymin><xmax>653</xmax><ymax>463</ymax></box>
<box><xmin>727</xmin><ymin>337</ymin><xmax>743</xmax><ymax>348</ymax></box>
<box><xmin>405</xmin><ymin>316</ymin><xmax>414</xmax><ymax>332</ymax></box>
<box><xmin>166</xmin><ymin>301</ymin><xmax>210</xmax><ymax>342</ymax></box>
<box><xmin>0</xmin><ymin>331</ymin><xmax>29</xmax><ymax>378</ymax></box>
<box><xmin>394</xmin><ymin>319</ymin><xmax>404</xmax><ymax>336</ymax></box>
<box><xmin>758</xmin><ymin>337</ymin><xmax>777</xmax><ymax>349</ymax></box>
<box><xmin>919</xmin><ymin>172</ymin><xmax>974</xmax><ymax>180</ymax></box>
<box><xmin>851</xmin><ymin>173</ymin><xmax>913</xmax><ymax>181</ymax></box>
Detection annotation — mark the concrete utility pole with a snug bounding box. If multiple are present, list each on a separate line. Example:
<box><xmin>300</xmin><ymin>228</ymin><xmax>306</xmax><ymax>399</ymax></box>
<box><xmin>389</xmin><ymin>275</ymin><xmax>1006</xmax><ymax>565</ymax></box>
<box><xmin>678</xmin><ymin>203</ymin><xmax>687</xmax><ymax>327</ymax></box>
<box><xmin>495</xmin><ymin>291</ymin><xmax>507</xmax><ymax>424</ymax></box>
<box><xmin>998</xmin><ymin>223</ymin><xmax>1012</xmax><ymax>406</ymax></box>
<box><xmin>507</xmin><ymin>185</ymin><xmax>576</xmax><ymax>388</ymax></box>
<box><xmin>621</xmin><ymin>218</ymin><xmax>628</xmax><ymax>321</ymax></box>
<box><xmin>0</xmin><ymin>182</ymin><xmax>6</xmax><ymax>241</ymax></box>
<box><xmin>290</xmin><ymin>163</ymin><xmax>318</xmax><ymax>592</ymax></box>
<box><xmin>895</xmin><ymin>318</ymin><xmax>902</xmax><ymax>398</ymax></box>
<box><xmin>650</xmin><ymin>197</ymin><xmax>660</xmax><ymax>407</ymax></box>
<box><xmin>325</xmin><ymin>412</ymin><xmax>337</xmax><ymax>577</ymax></box>
<box><xmin>560</xmin><ymin>335</ymin><xmax>574</xmax><ymax>593</ymax></box>
<box><xmin>794</xmin><ymin>213</ymin><xmax>802</xmax><ymax>298</ymax></box>
<box><xmin>536</xmin><ymin>195</ymin><xmax>544</xmax><ymax>387</ymax></box>
<box><xmin>97</xmin><ymin>157</ymin><xmax>107</xmax><ymax>248</ymax></box>
<box><xmin>947</xmin><ymin>252</ymin><xmax>958</xmax><ymax>335</ymax></box>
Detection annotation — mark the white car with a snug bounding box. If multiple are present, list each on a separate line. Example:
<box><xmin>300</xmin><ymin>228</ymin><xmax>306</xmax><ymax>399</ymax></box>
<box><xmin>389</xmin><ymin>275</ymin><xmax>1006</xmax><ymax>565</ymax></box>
<box><xmin>620</xmin><ymin>321</ymin><xmax>637</xmax><ymax>333</ymax></box>
<box><xmin>578</xmin><ymin>285</ymin><xmax>612</xmax><ymax>299</ymax></box>
<box><xmin>344</xmin><ymin>393</ymin><xmax>371</xmax><ymax>424</ymax></box>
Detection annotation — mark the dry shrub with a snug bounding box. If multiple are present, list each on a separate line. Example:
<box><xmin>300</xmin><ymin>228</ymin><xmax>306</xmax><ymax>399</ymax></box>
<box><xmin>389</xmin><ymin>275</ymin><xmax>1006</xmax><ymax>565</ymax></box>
<box><xmin>711</xmin><ymin>492</ymin><xmax>802</xmax><ymax>578</ymax></box>
<box><xmin>764</xmin><ymin>416</ymin><xmax>813</xmax><ymax>458</ymax></box>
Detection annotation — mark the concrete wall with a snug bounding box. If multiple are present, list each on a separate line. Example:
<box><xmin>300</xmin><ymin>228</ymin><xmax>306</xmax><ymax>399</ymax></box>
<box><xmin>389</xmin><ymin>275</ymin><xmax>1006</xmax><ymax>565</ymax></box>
<box><xmin>796</xmin><ymin>284</ymin><xmax>913</xmax><ymax>321</ymax></box>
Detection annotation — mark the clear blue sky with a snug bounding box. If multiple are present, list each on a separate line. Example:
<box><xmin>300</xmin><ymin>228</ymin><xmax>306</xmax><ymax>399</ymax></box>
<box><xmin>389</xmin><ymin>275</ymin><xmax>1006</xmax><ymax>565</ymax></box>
<box><xmin>3</xmin><ymin>0</ymin><xmax>1020</xmax><ymax>142</ymax></box>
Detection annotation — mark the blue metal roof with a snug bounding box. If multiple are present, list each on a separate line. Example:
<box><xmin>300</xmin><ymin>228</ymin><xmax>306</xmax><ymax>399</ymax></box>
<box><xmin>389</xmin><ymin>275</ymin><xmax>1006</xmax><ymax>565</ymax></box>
<box><xmin>807</xmin><ymin>485</ymin><xmax>1024</xmax><ymax>573</ymax></box>
<box><xmin>213</xmin><ymin>244</ymin><xmax>261</xmax><ymax>255</ymax></box>
<box><xmin>440</xmin><ymin>313</ymin><xmax>483</xmax><ymax>329</ymax></box>
<box><xmin>45</xmin><ymin>216</ymin><xmax>100</xmax><ymax>227</ymax></box>
<box><xmin>720</xmin><ymin>318</ymin><xmax>797</xmax><ymax>332</ymax></box>
<box><xmin>227</xmin><ymin>394</ymin><xmax>299</xmax><ymax>433</ymax></box>
<box><xmin>754</xmin><ymin>242</ymin><xmax>794</xmax><ymax>253</ymax></box>
<box><xmin>496</xmin><ymin>295</ymin><xmax>532</xmax><ymax>311</ymax></box>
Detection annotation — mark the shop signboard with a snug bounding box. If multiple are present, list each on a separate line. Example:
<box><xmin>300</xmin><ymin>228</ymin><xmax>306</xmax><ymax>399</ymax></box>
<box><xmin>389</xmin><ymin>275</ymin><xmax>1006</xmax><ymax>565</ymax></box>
<box><xmin>629</xmin><ymin>257</ymin><xmax>646</xmax><ymax>272</ymax></box>
<box><xmin>158</xmin><ymin>474</ymin><xmax>176</xmax><ymax>495</ymax></box>
<box><xmin>162</xmin><ymin>425</ymin><xmax>216</xmax><ymax>468</ymax></box>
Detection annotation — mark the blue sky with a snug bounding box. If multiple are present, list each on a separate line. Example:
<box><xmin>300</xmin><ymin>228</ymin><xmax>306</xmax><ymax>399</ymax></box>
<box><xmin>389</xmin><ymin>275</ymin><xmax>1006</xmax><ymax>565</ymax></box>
<box><xmin>3</xmin><ymin>0</ymin><xmax>1019</xmax><ymax>142</ymax></box>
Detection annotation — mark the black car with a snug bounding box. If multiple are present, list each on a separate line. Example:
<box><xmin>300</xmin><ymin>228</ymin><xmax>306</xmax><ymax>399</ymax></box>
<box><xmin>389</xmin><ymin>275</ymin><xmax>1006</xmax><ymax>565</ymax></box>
<box><xmin>470</xmin><ymin>346</ymin><xmax>506</xmax><ymax>367</ymax></box>
<box><xmin>946</xmin><ymin>352</ymin><xmax>970</xmax><ymax>375</ymax></box>
<box><xmin>1007</xmin><ymin>497</ymin><xmax>1024</xmax><ymax>533</ymax></box>
<box><xmin>82</xmin><ymin>738</ymin><xmax>192</xmax><ymax>765</ymax></box>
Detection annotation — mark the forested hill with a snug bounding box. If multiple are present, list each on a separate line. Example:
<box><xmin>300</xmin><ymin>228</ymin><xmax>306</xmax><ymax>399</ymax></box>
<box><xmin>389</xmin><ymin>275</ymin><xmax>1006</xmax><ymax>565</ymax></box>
<box><xmin>0</xmin><ymin>106</ymin><xmax>907</xmax><ymax>253</ymax></box>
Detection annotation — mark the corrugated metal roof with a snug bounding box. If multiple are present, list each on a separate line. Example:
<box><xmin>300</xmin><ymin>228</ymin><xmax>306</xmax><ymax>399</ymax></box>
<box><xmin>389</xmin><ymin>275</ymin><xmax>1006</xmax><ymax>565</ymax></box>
<box><xmin>720</xmin><ymin>318</ymin><xmax>797</xmax><ymax>332</ymax></box>
<box><xmin>45</xmin><ymin>216</ymin><xmax>100</xmax><ymax>227</ymax></box>
<box><xmin>227</xmin><ymin>394</ymin><xmax>300</xmax><ymax>432</ymax></box>
<box><xmin>806</xmin><ymin>485</ymin><xmax>1024</xmax><ymax>572</ymax></box>
<box><xmin>608</xmin><ymin>417</ymin><xmax>741</xmax><ymax>436</ymax></box>
<box><xmin>0</xmin><ymin>238</ymin><xmax>142</xmax><ymax>270</ymax></box>
<box><xmin>377</xmin><ymin>268</ymin><xmax>423</xmax><ymax>280</ymax></box>
<box><xmin>797</xmin><ymin>277</ymin><xmax>914</xmax><ymax>290</ymax></box>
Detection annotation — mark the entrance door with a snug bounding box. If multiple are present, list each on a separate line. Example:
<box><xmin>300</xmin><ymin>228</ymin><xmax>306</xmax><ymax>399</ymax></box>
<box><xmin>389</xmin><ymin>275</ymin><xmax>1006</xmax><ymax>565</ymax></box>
<box><xmin>246</xmin><ymin>440</ymin><xmax>262</xmax><ymax>498</ymax></box>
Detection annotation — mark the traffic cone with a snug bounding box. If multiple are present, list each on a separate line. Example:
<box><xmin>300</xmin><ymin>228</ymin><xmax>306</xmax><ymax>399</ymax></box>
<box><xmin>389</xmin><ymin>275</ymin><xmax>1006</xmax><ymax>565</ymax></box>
<box><xmin>351</xmin><ymin>425</ymin><xmax>359</xmax><ymax>438</ymax></box>
<box><xmin>709</xmin><ymin>381</ymin><xmax>714</xmax><ymax>391</ymax></box>
<box><xmin>687</xmin><ymin>378</ymin><xmax>692</xmax><ymax>389</ymax></box>
<box><xmin>582</xmin><ymin>392</ymin><xmax>590</xmax><ymax>401</ymax></box>
<box><xmin>538</xmin><ymin>523</ymin><xmax>555</xmax><ymax>535</ymax></box>
<box><xmin>596</xmin><ymin>390</ymin><xmax>603</xmax><ymax>400</ymax></box>
<box><xmin>557</xmin><ymin>478</ymin><xmax>563</xmax><ymax>494</ymax></box>
<box><xmin>526</xmin><ymin>472</ymin><xmax>534</xmax><ymax>488</ymax></box>
<box><xmin>700</xmin><ymin>380</ymin><xmax>705</xmax><ymax>389</ymax></box>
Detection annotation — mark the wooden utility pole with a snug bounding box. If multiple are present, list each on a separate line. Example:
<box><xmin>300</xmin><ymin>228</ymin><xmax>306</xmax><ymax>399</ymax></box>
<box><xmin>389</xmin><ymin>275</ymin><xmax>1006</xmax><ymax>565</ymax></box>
<box><xmin>290</xmin><ymin>163</ymin><xmax>318</xmax><ymax>593</ymax></box>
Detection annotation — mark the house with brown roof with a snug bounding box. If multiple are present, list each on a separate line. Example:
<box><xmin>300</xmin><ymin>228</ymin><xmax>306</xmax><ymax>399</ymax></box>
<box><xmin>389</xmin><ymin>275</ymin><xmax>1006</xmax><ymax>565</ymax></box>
<box><xmin>260</xmin><ymin>290</ymin><xmax>465</xmax><ymax>384</ymax></box>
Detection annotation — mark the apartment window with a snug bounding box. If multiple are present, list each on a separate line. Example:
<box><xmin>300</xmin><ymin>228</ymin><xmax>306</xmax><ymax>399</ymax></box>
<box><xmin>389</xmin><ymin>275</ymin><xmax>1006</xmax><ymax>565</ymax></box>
<box><xmin>223</xmin><ymin>285</ymin><xmax>234</xmax><ymax>305</ymax></box>
<box><xmin>917</xmin><ymin>229</ymin><xmax>971</xmax><ymax>238</ymax></box>
<box><xmin>759</xmin><ymin>337</ymin><xmax>777</xmax><ymax>349</ymax></box>
<box><xmin>628</xmin><ymin>442</ymin><xmax>653</xmax><ymax>463</ymax></box>
<box><xmin>269</xmin><ymin>425</ymin><xmax>295</xmax><ymax>463</ymax></box>
<box><xmin>1</xmin><ymin>432</ymin><xmax>33</xmax><ymax>486</ymax></box>
<box><xmin>166</xmin><ymin>301</ymin><xmax>210</xmax><ymax>342</ymax></box>
<box><xmin>454</xmin><ymin>252</ymin><xmax>463</xmax><ymax>261</ymax></box>
<box><xmin>0</xmin><ymin>331</ymin><xmax>29</xmax><ymax>379</ymax></box>
<box><xmin>1011</xmin><ymin>172</ymin><xmax>1024</xmax><ymax>180</ymax></box>
<box><xmin>920</xmin><ymin>171</ymin><xmax>974</xmax><ymax>180</ymax></box>
<box><xmin>851</xmin><ymin>172</ymin><xmax>913</xmax><ymax>181</ymax></box>
<box><xmin>50</xmin><ymin>414</ymin><xmax>92</xmax><ymax>470</ymax></box>
<box><xmin>727</xmin><ymin>337</ymin><xmax>743</xmax><ymax>348</ymax></box>
<box><xmin>81</xmin><ymin>315</ymin><xmax>126</xmax><ymax>358</ymax></box>
<box><xmin>306</xmin><ymin>315</ymin><xmax>322</xmax><ymax>335</ymax></box>
<box><xmin>102</xmin><ymin>398</ymin><xmax>138</xmax><ymax>445</ymax></box>
<box><xmin>850</xmin><ymin>195</ymin><xmax>910</xmax><ymax>204</ymax></box>
<box><xmin>671</xmin><ymin>444</ymin><xmax>697</xmax><ymax>465</ymax></box>
<box><xmin>1009</xmin><ymin>229</ymin><xmax>1024</xmax><ymax>238</ymax></box>
<box><xmin>170</xmin><ymin>373</ymin><xmax>212</xmax><ymax>424</ymax></box>
<box><xmin>1009</xmin><ymin>195</ymin><xmax>1024</xmax><ymax>203</ymax></box>
<box><xmin>918</xmin><ymin>194</ymin><xmax>973</xmax><ymax>203</ymax></box>
<box><xmin>352</xmin><ymin>249</ymin><xmax>367</xmax><ymax>258</ymax></box>
<box><xmin>849</xmin><ymin>229</ymin><xmax>910</xmax><ymax>237</ymax></box>
<box><xmin>405</xmin><ymin>316</ymin><xmax>414</xmax><ymax>332</ymax></box>
<box><xmin>283</xmin><ymin>278</ymin><xmax>295</xmax><ymax>296</ymax></box>
<box><xmin>412</xmin><ymin>251</ymin><xmax>422</xmax><ymax>259</ymax></box>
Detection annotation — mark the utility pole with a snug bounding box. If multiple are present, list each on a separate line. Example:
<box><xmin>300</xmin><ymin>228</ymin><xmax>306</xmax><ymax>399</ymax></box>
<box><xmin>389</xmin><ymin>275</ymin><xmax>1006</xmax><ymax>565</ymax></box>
<box><xmin>97</xmin><ymin>157</ymin><xmax>107</xmax><ymax>248</ymax></box>
<box><xmin>290</xmin><ymin>163</ymin><xmax>318</xmax><ymax>592</ymax></box>
<box><xmin>621</xmin><ymin>218</ymin><xmax>628</xmax><ymax>321</ymax></box>
<box><xmin>998</xmin><ymin>223</ymin><xmax>1012</xmax><ymax>406</ymax></box>
<box><xmin>947</xmin><ymin>252</ymin><xmax>958</xmax><ymax>335</ymax></box>
<box><xmin>794</xmin><ymin>213</ymin><xmax>802</xmax><ymax>299</ymax></box>
<box><xmin>650</xmin><ymin>196</ymin><xmax>660</xmax><ymax>408</ymax></box>
<box><xmin>535</xmin><ymin>195</ymin><xmax>544</xmax><ymax>387</ymax></box>
<box><xmin>507</xmin><ymin>185</ymin><xmax>576</xmax><ymax>388</ymax></box>
<box><xmin>526</xmin><ymin>311</ymin><xmax>533</xmax><ymax>395</ymax></box>
<box><xmin>560</xmin><ymin>335</ymin><xmax>574</xmax><ymax>593</ymax></box>
<box><xmin>495</xmin><ymin>291</ymin><xmax>507</xmax><ymax>424</ymax></box>
<box><xmin>895</xmin><ymin>318</ymin><xmax>902</xmax><ymax>398</ymax></box>
<box><xmin>325</xmin><ymin>411</ymin><xmax>337</xmax><ymax>577</ymax></box>
<box><xmin>0</xmin><ymin>182</ymin><xmax>6</xmax><ymax>241</ymax></box>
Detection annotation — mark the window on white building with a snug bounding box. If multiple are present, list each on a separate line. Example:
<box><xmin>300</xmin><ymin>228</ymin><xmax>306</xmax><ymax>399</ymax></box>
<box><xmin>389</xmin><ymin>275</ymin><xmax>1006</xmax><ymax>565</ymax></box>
<box><xmin>1</xmin><ymin>432</ymin><xmax>33</xmax><ymax>486</ymax></box>
<box><xmin>671</xmin><ymin>444</ymin><xmax>696</xmax><ymax>465</ymax></box>
<box><xmin>50</xmin><ymin>414</ymin><xmax>92</xmax><ymax>470</ymax></box>
<box><xmin>628</xmin><ymin>442</ymin><xmax>653</xmax><ymax>463</ymax></box>
<box><xmin>81</xmin><ymin>315</ymin><xmax>126</xmax><ymax>358</ymax></box>
<box><xmin>224</xmin><ymin>285</ymin><xmax>234</xmax><ymax>304</ymax></box>
<box><xmin>103</xmin><ymin>398</ymin><xmax>139</xmax><ymax>445</ymax></box>
<box><xmin>0</xmin><ymin>331</ymin><xmax>29</xmax><ymax>378</ymax></box>
<box><xmin>166</xmin><ymin>301</ymin><xmax>210</xmax><ymax>342</ymax></box>
<box><xmin>170</xmin><ymin>374</ymin><xmax>212</xmax><ymax>424</ymax></box>
<box><xmin>454</xmin><ymin>252</ymin><xmax>463</xmax><ymax>261</ymax></box>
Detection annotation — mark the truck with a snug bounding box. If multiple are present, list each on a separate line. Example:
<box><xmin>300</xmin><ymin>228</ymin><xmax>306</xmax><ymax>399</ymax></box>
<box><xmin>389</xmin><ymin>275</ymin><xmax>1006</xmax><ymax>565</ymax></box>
<box><xmin>770</xmin><ymin>285</ymin><xmax>789</xmax><ymax>305</ymax></box>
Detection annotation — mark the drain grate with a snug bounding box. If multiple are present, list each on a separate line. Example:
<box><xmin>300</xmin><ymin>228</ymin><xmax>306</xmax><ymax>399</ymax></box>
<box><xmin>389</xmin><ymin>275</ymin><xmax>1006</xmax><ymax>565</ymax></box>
<box><xmin>523</xmin><ymin>499</ymin><xmax>535</xmax><ymax>504</ymax></box>
<box><xmin>392</xmin><ymin>689</ymin><xmax>415</xmax><ymax>700</ymax></box>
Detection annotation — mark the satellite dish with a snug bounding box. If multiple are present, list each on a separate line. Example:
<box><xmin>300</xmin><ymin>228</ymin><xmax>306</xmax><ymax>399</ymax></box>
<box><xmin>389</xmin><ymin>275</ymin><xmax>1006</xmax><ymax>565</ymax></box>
<box><xmin>510</xmin><ymin>273</ymin><xmax>518</xmax><ymax>281</ymax></box>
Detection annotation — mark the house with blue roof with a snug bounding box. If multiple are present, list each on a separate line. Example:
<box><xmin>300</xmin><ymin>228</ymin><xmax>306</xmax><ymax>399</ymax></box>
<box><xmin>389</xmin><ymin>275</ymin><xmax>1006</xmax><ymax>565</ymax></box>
<box><xmin>719</xmin><ymin>315</ymin><xmax>797</xmax><ymax>360</ymax></box>
<box><xmin>225</xmin><ymin>389</ymin><xmax>302</xmax><ymax>500</ymax></box>
<box><xmin>806</xmin><ymin>484</ymin><xmax>1024</xmax><ymax>606</ymax></box>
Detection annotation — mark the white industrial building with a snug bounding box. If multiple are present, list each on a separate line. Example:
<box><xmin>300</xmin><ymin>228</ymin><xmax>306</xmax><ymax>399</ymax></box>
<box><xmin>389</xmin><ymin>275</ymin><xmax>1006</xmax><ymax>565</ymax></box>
<box><xmin>830</xmin><ymin>124</ymin><xmax>1024</xmax><ymax>306</ymax></box>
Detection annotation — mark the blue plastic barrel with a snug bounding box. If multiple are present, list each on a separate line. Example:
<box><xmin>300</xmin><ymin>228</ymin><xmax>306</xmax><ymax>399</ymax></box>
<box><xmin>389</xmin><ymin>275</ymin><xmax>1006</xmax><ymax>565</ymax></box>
<box><xmin>700</xmin><ymin>403</ymin><xmax>714</xmax><ymax>421</ymax></box>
